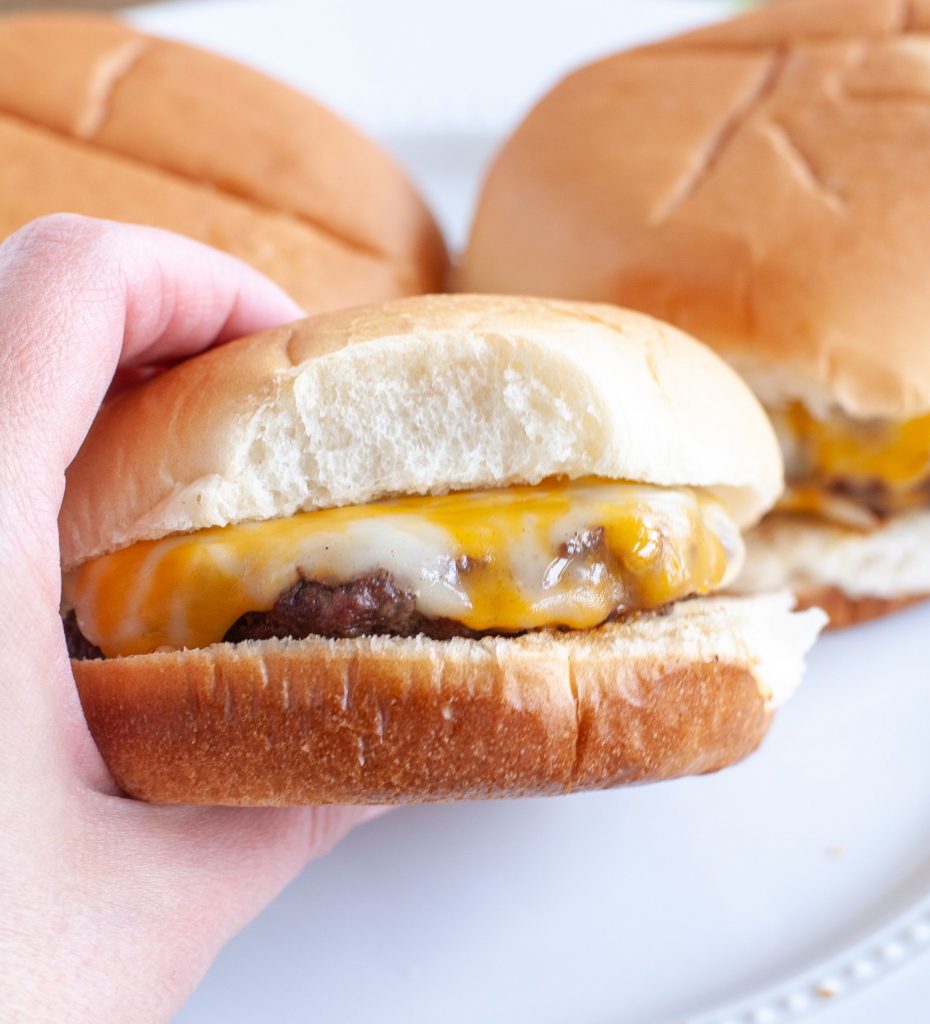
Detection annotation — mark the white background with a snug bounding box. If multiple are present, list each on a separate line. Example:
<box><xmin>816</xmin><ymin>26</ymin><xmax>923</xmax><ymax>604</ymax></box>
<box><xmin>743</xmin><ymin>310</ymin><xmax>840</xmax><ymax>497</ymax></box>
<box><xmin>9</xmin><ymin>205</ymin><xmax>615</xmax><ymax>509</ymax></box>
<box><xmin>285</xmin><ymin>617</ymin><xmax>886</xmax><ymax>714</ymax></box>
<box><xmin>127</xmin><ymin>3</ymin><xmax>930</xmax><ymax>1020</ymax></box>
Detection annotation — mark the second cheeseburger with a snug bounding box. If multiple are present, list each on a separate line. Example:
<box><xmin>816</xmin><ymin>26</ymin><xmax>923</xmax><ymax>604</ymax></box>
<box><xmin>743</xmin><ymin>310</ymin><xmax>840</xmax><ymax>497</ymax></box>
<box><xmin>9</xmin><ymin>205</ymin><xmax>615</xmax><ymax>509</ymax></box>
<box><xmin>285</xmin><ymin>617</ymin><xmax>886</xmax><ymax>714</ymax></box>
<box><xmin>461</xmin><ymin>0</ymin><xmax>930</xmax><ymax>625</ymax></box>
<box><xmin>61</xmin><ymin>295</ymin><xmax>823</xmax><ymax>805</ymax></box>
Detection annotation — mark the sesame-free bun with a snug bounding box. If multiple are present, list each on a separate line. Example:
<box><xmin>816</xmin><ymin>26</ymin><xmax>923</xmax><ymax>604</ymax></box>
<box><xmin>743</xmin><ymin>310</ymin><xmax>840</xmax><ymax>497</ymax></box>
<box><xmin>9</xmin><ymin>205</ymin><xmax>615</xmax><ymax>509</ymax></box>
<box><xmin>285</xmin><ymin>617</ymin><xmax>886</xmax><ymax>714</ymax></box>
<box><xmin>0</xmin><ymin>13</ymin><xmax>446</xmax><ymax>312</ymax></box>
<box><xmin>733</xmin><ymin>509</ymin><xmax>930</xmax><ymax>626</ymax></box>
<box><xmin>795</xmin><ymin>588</ymin><xmax>925</xmax><ymax>629</ymax></box>
<box><xmin>59</xmin><ymin>294</ymin><xmax>783</xmax><ymax>570</ymax></box>
<box><xmin>72</xmin><ymin>594</ymin><xmax>824</xmax><ymax>805</ymax></box>
<box><xmin>462</xmin><ymin>0</ymin><xmax>930</xmax><ymax>419</ymax></box>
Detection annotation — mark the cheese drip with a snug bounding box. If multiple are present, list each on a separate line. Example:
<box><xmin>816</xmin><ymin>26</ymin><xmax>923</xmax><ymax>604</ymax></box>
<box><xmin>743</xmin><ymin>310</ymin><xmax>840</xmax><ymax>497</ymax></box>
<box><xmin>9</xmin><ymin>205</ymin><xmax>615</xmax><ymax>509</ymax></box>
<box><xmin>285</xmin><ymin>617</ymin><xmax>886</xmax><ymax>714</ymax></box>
<box><xmin>771</xmin><ymin>404</ymin><xmax>930</xmax><ymax>527</ymax></box>
<box><xmin>64</xmin><ymin>478</ymin><xmax>742</xmax><ymax>658</ymax></box>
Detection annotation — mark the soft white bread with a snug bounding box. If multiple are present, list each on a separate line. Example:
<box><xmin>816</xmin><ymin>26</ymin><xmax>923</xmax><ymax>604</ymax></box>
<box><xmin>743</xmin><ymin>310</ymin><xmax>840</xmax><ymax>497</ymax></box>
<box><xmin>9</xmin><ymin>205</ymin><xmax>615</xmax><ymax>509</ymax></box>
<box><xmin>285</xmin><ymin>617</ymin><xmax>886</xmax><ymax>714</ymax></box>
<box><xmin>72</xmin><ymin>594</ymin><xmax>825</xmax><ymax>805</ymax></box>
<box><xmin>59</xmin><ymin>294</ymin><xmax>783</xmax><ymax>570</ymax></box>
<box><xmin>0</xmin><ymin>13</ymin><xmax>447</xmax><ymax>312</ymax></box>
<box><xmin>462</xmin><ymin>0</ymin><xmax>930</xmax><ymax>420</ymax></box>
<box><xmin>734</xmin><ymin>511</ymin><xmax>930</xmax><ymax>623</ymax></box>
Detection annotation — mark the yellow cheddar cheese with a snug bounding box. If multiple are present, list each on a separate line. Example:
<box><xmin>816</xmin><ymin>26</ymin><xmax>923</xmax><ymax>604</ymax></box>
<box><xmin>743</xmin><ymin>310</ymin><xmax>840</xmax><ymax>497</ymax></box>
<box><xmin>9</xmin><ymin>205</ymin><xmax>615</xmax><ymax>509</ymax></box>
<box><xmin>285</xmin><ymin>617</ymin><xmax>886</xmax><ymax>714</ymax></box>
<box><xmin>63</xmin><ymin>478</ymin><xmax>741</xmax><ymax>658</ymax></box>
<box><xmin>769</xmin><ymin>404</ymin><xmax>930</xmax><ymax>528</ymax></box>
<box><xmin>777</xmin><ymin>404</ymin><xmax>930</xmax><ymax>489</ymax></box>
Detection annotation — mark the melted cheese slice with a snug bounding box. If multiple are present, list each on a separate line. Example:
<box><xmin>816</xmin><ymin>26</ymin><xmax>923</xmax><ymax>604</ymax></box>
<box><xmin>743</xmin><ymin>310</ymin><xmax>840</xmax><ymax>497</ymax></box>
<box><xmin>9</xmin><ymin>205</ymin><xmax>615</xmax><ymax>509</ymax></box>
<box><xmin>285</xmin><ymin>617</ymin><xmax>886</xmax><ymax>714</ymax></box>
<box><xmin>775</xmin><ymin>404</ymin><xmax>930</xmax><ymax>489</ymax></box>
<box><xmin>63</xmin><ymin>478</ymin><xmax>742</xmax><ymax>658</ymax></box>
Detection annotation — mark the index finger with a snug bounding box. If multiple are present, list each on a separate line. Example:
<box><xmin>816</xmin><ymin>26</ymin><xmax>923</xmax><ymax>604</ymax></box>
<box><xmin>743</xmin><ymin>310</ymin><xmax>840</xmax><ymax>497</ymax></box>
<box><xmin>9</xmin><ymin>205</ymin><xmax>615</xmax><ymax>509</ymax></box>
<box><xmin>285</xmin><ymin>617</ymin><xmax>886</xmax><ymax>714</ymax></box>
<box><xmin>0</xmin><ymin>214</ymin><xmax>303</xmax><ymax>505</ymax></box>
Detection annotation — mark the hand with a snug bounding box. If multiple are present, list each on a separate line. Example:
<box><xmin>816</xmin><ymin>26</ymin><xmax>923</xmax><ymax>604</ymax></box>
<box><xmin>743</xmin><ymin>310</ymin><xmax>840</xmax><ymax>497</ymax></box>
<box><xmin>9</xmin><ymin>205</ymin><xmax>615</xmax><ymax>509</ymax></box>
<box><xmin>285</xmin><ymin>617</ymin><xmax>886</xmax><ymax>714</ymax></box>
<box><xmin>0</xmin><ymin>215</ymin><xmax>381</xmax><ymax>1023</ymax></box>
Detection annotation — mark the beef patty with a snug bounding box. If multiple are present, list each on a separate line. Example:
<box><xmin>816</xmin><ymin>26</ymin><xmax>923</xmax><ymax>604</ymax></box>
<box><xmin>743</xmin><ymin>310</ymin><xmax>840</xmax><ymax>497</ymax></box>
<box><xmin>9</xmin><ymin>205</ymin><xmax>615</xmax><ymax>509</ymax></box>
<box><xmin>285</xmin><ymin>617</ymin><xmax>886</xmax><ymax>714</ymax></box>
<box><xmin>63</xmin><ymin>530</ymin><xmax>675</xmax><ymax>660</ymax></box>
<box><xmin>64</xmin><ymin>570</ymin><xmax>521</xmax><ymax>660</ymax></box>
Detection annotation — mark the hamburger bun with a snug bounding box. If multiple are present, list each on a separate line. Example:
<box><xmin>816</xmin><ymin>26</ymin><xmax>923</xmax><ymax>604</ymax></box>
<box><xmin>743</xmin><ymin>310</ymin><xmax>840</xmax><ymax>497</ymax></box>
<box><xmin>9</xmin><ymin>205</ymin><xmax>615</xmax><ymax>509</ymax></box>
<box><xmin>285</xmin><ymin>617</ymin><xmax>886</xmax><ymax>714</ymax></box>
<box><xmin>74</xmin><ymin>594</ymin><xmax>816</xmax><ymax>805</ymax></box>
<box><xmin>734</xmin><ymin>510</ymin><xmax>930</xmax><ymax>625</ymax></box>
<box><xmin>461</xmin><ymin>0</ymin><xmax>930</xmax><ymax>420</ymax></box>
<box><xmin>0</xmin><ymin>13</ymin><xmax>447</xmax><ymax>313</ymax></box>
<box><xmin>61</xmin><ymin>295</ymin><xmax>824</xmax><ymax>804</ymax></box>
<box><xmin>61</xmin><ymin>294</ymin><xmax>783</xmax><ymax>568</ymax></box>
<box><xmin>795</xmin><ymin>589</ymin><xmax>925</xmax><ymax>628</ymax></box>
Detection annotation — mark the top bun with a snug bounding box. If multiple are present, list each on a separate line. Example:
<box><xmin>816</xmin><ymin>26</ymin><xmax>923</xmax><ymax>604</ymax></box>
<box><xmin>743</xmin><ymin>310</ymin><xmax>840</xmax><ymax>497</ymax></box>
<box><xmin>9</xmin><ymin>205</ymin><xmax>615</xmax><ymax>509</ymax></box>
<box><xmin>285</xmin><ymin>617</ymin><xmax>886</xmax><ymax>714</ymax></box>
<box><xmin>462</xmin><ymin>0</ymin><xmax>930</xmax><ymax>419</ymax></box>
<box><xmin>60</xmin><ymin>295</ymin><xmax>782</xmax><ymax>570</ymax></box>
<box><xmin>0</xmin><ymin>13</ymin><xmax>446</xmax><ymax>312</ymax></box>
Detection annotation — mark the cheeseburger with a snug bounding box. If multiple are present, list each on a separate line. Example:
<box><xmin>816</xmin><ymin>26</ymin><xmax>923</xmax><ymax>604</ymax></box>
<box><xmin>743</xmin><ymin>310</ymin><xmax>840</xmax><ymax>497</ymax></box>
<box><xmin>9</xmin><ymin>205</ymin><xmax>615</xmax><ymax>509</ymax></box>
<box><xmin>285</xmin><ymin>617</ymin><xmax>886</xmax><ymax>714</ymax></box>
<box><xmin>0</xmin><ymin>13</ymin><xmax>446</xmax><ymax>312</ymax></box>
<box><xmin>61</xmin><ymin>296</ymin><xmax>823</xmax><ymax>805</ymax></box>
<box><xmin>462</xmin><ymin>0</ymin><xmax>930</xmax><ymax>625</ymax></box>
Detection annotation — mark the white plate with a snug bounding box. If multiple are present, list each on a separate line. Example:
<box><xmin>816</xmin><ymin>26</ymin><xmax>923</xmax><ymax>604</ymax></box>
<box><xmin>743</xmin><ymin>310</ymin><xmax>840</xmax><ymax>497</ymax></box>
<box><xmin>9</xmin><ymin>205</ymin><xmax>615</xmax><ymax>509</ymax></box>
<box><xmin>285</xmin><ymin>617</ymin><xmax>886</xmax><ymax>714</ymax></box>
<box><xmin>125</xmin><ymin>3</ymin><xmax>930</xmax><ymax>1021</ymax></box>
<box><xmin>165</xmin><ymin>606</ymin><xmax>930</xmax><ymax>1024</ymax></box>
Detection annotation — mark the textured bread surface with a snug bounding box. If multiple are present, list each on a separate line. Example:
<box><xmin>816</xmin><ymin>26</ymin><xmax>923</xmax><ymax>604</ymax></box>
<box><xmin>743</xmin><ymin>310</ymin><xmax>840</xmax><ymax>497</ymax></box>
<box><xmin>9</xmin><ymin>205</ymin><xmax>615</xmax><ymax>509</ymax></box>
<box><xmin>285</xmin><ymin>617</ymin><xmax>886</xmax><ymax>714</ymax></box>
<box><xmin>72</xmin><ymin>594</ymin><xmax>824</xmax><ymax>805</ymax></box>
<box><xmin>735</xmin><ymin>509</ymin><xmax>930</xmax><ymax>600</ymax></box>
<box><xmin>462</xmin><ymin>0</ymin><xmax>930</xmax><ymax>419</ymax></box>
<box><xmin>0</xmin><ymin>13</ymin><xmax>446</xmax><ymax>310</ymax></box>
<box><xmin>59</xmin><ymin>295</ymin><xmax>783</xmax><ymax>568</ymax></box>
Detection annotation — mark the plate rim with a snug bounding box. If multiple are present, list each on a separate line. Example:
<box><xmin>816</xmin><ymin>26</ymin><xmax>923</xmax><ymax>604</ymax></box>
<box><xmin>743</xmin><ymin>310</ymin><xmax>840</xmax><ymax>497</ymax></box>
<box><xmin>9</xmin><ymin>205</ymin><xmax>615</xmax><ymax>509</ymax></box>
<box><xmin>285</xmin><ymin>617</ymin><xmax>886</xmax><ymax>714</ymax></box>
<box><xmin>691</xmin><ymin>893</ymin><xmax>930</xmax><ymax>1023</ymax></box>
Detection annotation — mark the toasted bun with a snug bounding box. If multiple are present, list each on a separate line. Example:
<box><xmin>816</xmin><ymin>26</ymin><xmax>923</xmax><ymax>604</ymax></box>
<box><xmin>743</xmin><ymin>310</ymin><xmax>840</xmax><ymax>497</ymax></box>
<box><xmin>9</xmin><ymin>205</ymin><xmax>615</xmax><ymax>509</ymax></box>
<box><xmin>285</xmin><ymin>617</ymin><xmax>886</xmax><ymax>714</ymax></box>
<box><xmin>60</xmin><ymin>295</ymin><xmax>783</xmax><ymax>569</ymax></box>
<box><xmin>733</xmin><ymin>510</ymin><xmax>930</xmax><ymax>623</ymax></box>
<box><xmin>0</xmin><ymin>13</ymin><xmax>446</xmax><ymax>311</ymax></box>
<box><xmin>72</xmin><ymin>594</ymin><xmax>825</xmax><ymax>804</ymax></box>
<box><xmin>462</xmin><ymin>0</ymin><xmax>930</xmax><ymax>419</ymax></box>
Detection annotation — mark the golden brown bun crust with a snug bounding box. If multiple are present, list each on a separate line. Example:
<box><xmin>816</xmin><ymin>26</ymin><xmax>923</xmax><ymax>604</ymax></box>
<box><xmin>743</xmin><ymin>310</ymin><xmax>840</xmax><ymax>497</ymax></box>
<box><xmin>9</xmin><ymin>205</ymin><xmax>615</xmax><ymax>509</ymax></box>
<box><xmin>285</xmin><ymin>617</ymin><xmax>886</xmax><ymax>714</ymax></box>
<box><xmin>73</xmin><ymin>627</ymin><xmax>772</xmax><ymax>805</ymax></box>
<box><xmin>462</xmin><ymin>0</ymin><xmax>930</xmax><ymax>418</ymax></box>
<box><xmin>0</xmin><ymin>13</ymin><xmax>447</xmax><ymax>310</ymax></box>
<box><xmin>795</xmin><ymin>587</ymin><xmax>928</xmax><ymax>629</ymax></box>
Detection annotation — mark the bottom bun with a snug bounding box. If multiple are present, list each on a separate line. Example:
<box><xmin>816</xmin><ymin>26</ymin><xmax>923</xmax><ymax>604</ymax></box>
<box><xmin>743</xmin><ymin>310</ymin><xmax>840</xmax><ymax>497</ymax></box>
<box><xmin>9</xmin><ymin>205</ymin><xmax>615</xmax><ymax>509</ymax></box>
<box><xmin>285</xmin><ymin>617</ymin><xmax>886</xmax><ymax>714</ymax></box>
<box><xmin>73</xmin><ymin>594</ymin><xmax>823</xmax><ymax>805</ymax></box>
<box><xmin>734</xmin><ymin>511</ymin><xmax>930</xmax><ymax>628</ymax></box>
<box><xmin>794</xmin><ymin>588</ymin><xmax>927</xmax><ymax>630</ymax></box>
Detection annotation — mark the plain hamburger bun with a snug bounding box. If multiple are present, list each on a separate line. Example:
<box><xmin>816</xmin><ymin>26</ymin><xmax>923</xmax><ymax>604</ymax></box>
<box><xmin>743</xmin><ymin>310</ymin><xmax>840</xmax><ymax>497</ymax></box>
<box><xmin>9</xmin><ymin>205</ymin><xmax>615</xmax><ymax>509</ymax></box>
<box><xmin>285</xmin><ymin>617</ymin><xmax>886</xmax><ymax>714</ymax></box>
<box><xmin>73</xmin><ymin>594</ymin><xmax>822</xmax><ymax>805</ymax></box>
<box><xmin>0</xmin><ymin>13</ymin><xmax>447</xmax><ymax>313</ymax></box>
<box><xmin>794</xmin><ymin>589</ymin><xmax>925</xmax><ymax>629</ymax></box>
<box><xmin>734</xmin><ymin>511</ymin><xmax>930</xmax><ymax>624</ymax></box>
<box><xmin>461</xmin><ymin>0</ymin><xmax>930</xmax><ymax>420</ymax></box>
<box><xmin>62</xmin><ymin>295</ymin><xmax>824</xmax><ymax>804</ymax></box>
<box><xmin>60</xmin><ymin>294</ymin><xmax>783</xmax><ymax>569</ymax></box>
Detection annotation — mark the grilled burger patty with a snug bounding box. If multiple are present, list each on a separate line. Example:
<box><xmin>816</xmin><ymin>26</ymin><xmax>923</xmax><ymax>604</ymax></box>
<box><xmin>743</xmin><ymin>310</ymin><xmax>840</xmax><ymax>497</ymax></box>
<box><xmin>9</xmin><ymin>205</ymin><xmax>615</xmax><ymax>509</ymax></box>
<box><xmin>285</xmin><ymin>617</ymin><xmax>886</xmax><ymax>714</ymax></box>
<box><xmin>64</xmin><ymin>571</ymin><xmax>491</xmax><ymax>660</ymax></box>
<box><xmin>64</xmin><ymin>531</ymin><xmax>682</xmax><ymax>660</ymax></box>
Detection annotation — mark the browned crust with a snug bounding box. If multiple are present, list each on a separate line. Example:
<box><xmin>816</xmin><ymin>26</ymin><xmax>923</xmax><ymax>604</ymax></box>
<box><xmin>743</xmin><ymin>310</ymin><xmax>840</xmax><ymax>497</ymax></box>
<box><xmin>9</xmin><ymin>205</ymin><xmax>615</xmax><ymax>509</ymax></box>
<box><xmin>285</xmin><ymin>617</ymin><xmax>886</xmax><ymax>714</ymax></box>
<box><xmin>460</xmin><ymin>0</ymin><xmax>930</xmax><ymax>420</ymax></box>
<box><xmin>72</xmin><ymin>631</ymin><xmax>772</xmax><ymax>805</ymax></box>
<box><xmin>0</xmin><ymin>116</ymin><xmax>416</xmax><ymax>317</ymax></box>
<box><xmin>795</xmin><ymin>587</ymin><xmax>928</xmax><ymax>629</ymax></box>
<box><xmin>0</xmin><ymin>13</ymin><xmax>447</xmax><ymax>308</ymax></box>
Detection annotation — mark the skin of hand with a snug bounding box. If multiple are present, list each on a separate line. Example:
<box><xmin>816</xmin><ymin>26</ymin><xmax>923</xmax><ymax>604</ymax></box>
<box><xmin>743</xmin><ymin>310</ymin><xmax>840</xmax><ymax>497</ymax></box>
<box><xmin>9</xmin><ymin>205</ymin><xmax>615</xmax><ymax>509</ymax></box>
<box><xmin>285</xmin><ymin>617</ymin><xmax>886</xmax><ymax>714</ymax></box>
<box><xmin>0</xmin><ymin>215</ymin><xmax>382</xmax><ymax>1023</ymax></box>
